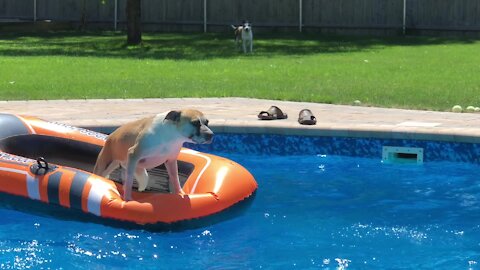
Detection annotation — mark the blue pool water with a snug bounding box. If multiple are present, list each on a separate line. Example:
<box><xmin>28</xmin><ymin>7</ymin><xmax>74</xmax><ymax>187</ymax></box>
<box><xmin>1</xmin><ymin>151</ymin><xmax>480</xmax><ymax>269</ymax></box>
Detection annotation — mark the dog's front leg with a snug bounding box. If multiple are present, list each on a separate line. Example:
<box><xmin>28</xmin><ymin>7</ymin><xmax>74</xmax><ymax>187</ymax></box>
<box><xmin>165</xmin><ymin>159</ymin><xmax>185</xmax><ymax>195</ymax></box>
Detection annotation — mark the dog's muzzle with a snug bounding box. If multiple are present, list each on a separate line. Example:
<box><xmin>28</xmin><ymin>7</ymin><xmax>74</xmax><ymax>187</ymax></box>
<box><xmin>203</xmin><ymin>132</ymin><xmax>214</xmax><ymax>144</ymax></box>
<box><xmin>191</xmin><ymin>125</ymin><xmax>214</xmax><ymax>144</ymax></box>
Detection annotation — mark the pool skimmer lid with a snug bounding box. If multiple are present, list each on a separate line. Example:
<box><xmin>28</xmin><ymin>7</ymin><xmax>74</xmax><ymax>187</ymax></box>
<box><xmin>382</xmin><ymin>146</ymin><xmax>424</xmax><ymax>164</ymax></box>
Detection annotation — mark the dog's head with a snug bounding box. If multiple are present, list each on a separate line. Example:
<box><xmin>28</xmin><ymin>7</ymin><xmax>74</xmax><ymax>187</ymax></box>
<box><xmin>165</xmin><ymin>109</ymin><xmax>214</xmax><ymax>144</ymax></box>
<box><xmin>242</xmin><ymin>21</ymin><xmax>252</xmax><ymax>33</ymax></box>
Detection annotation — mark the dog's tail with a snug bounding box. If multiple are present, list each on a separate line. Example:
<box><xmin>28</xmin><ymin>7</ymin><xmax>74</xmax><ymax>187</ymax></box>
<box><xmin>230</xmin><ymin>24</ymin><xmax>237</xmax><ymax>30</ymax></box>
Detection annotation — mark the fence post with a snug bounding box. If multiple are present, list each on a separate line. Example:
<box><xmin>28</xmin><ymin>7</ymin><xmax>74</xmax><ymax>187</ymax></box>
<box><xmin>33</xmin><ymin>0</ymin><xmax>37</xmax><ymax>22</ymax></box>
<box><xmin>299</xmin><ymin>0</ymin><xmax>303</xmax><ymax>32</ymax></box>
<box><xmin>114</xmin><ymin>0</ymin><xmax>118</xmax><ymax>31</ymax></box>
<box><xmin>204</xmin><ymin>0</ymin><xmax>207</xmax><ymax>32</ymax></box>
<box><xmin>402</xmin><ymin>0</ymin><xmax>406</xmax><ymax>34</ymax></box>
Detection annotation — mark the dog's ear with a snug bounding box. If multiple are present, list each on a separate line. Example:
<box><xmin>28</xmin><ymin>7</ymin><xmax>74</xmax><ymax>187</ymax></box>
<box><xmin>165</xmin><ymin>110</ymin><xmax>181</xmax><ymax>122</ymax></box>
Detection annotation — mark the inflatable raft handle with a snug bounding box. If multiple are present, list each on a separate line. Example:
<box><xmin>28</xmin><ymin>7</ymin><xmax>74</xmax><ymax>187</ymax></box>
<box><xmin>30</xmin><ymin>157</ymin><xmax>57</xmax><ymax>175</ymax></box>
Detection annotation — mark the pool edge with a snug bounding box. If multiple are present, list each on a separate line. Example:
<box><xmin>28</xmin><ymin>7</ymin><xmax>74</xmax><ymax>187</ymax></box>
<box><xmin>83</xmin><ymin>123</ymin><xmax>480</xmax><ymax>144</ymax></box>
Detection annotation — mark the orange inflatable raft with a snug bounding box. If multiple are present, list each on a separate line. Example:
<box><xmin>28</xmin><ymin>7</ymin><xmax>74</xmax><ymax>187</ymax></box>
<box><xmin>0</xmin><ymin>113</ymin><xmax>257</xmax><ymax>225</ymax></box>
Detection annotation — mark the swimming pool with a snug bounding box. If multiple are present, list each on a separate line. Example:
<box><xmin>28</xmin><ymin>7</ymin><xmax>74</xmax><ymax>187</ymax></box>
<box><xmin>0</xmin><ymin>134</ymin><xmax>479</xmax><ymax>269</ymax></box>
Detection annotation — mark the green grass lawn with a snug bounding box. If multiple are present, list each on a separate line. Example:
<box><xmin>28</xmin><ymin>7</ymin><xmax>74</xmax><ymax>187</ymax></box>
<box><xmin>0</xmin><ymin>31</ymin><xmax>479</xmax><ymax>111</ymax></box>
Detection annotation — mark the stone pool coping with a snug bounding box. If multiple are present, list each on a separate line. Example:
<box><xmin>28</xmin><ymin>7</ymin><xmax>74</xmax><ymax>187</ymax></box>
<box><xmin>1</xmin><ymin>98</ymin><xmax>480</xmax><ymax>143</ymax></box>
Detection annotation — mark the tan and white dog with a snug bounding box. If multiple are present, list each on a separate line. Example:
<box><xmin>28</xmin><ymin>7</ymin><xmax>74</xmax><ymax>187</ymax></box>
<box><xmin>93</xmin><ymin>110</ymin><xmax>213</xmax><ymax>201</ymax></box>
<box><xmin>231</xmin><ymin>21</ymin><xmax>253</xmax><ymax>53</ymax></box>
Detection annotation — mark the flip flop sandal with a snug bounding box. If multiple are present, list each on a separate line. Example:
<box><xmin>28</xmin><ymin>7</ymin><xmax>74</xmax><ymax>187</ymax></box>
<box><xmin>298</xmin><ymin>109</ymin><xmax>317</xmax><ymax>125</ymax></box>
<box><xmin>258</xmin><ymin>106</ymin><xmax>288</xmax><ymax>120</ymax></box>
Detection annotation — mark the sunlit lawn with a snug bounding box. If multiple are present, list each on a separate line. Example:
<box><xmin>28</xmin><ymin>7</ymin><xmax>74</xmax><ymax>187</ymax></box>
<box><xmin>1</xmin><ymin>31</ymin><xmax>479</xmax><ymax>111</ymax></box>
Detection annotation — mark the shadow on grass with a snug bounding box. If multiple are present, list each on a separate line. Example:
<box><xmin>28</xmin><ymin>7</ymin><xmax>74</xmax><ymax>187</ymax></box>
<box><xmin>0</xmin><ymin>31</ymin><xmax>478</xmax><ymax>60</ymax></box>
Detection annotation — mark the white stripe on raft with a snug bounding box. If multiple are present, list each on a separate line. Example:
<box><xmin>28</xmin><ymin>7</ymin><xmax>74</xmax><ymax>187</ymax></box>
<box><xmin>181</xmin><ymin>149</ymin><xmax>211</xmax><ymax>194</ymax></box>
<box><xmin>26</xmin><ymin>174</ymin><xmax>40</xmax><ymax>200</ymax></box>
<box><xmin>17</xmin><ymin>116</ymin><xmax>36</xmax><ymax>134</ymax></box>
<box><xmin>87</xmin><ymin>179</ymin><xmax>119</xmax><ymax>216</ymax></box>
<box><xmin>0</xmin><ymin>167</ymin><xmax>40</xmax><ymax>200</ymax></box>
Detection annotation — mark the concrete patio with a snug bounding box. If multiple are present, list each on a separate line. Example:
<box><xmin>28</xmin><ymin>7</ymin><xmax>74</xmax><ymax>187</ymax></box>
<box><xmin>1</xmin><ymin>98</ymin><xmax>479</xmax><ymax>143</ymax></box>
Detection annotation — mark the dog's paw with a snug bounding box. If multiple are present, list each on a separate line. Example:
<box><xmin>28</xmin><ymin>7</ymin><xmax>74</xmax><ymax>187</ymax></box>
<box><xmin>176</xmin><ymin>190</ymin><xmax>187</xmax><ymax>198</ymax></box>
<box><xmin>137</xmin><ymin>185</ymin><xmax>147</xmax><ymax>192</ymax></box>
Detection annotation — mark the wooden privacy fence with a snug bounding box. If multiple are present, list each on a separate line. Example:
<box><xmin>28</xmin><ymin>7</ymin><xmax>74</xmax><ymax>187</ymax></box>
<box><xmin>1</xmin><ymin>0</ymin><xmax>480</xmax><ymax>34</ymax></box>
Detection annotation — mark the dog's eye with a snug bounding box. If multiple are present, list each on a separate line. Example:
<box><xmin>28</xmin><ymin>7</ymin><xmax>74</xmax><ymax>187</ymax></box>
<box><xmin>204</xmin><ymin>120</ymin><xmax>209</xmax><ymax>126</ymax></box>
<box><xmin>192</xmin><ymin>120</ymin><xmax>201</xmax><ymax>127</ymax></box>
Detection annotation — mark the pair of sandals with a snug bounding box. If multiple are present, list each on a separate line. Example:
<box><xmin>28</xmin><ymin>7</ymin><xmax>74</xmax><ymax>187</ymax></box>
<box><xmin>257</xmin><ymin>106</ymin><xmax>317</xmax><ymax>125</ymax></box>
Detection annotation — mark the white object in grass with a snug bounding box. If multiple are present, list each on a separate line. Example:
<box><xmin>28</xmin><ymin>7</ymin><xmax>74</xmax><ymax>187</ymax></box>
<box><xmin>353</xmin><ymin>100</ymin><xmax>362</xmax><ymax>106</ymax></box>
<box><xmin>452</xmin><ymin>105</ymin><xmax>463</xmax><ymax>113</ymax></box>
<box><xmin>466</xmin><ymin>106</ymin><xmax>475</xmax><ymax>113</ymax></box>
